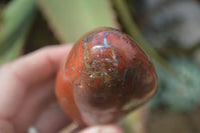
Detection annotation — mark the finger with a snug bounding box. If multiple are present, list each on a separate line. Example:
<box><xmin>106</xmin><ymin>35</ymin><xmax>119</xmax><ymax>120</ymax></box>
<box><xmin>12</xmin><ymin>78</ymin><xmax>56</xmax><ymax>133</ymax></box>
<box><xmin>34</xmin><ymin>104</ymin><xmax>71</xmax><ymax>133</ymax></box>
<box><xmin>79</xmin><ymin>125</ymin><xmax>124</xmax><ymax>133</ymax></box>
<box><xmin>0</xmin><ymin>44</ymin><xmax>72</xmax><ymax>119</ymax></box>
<box><xmin>8</xmin><ymin>44</ymin><xmax>72</xmax><ymax>87</ymax></box>
<box><xmin>0</xmin><ymin>120</ymin><xmax>15</xmax><ymax>133</ymax></box>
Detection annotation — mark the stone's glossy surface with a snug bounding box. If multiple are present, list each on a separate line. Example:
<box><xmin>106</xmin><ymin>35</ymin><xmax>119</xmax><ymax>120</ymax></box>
<box><xmin>56</xmin><ymin>27</ymin><xmax>158</xmax><ymax>126</ymax></box>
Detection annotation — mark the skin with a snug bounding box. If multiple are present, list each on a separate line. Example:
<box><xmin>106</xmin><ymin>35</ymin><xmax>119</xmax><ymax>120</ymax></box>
<box><xmin>0</xmin><ymin>44</ymin><xmax>123</xmax><ymax>133</ymax></box>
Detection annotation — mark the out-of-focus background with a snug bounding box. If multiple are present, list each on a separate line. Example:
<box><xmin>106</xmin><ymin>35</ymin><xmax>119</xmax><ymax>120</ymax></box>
<box><xmin>0</xmin><ymin>0</ymin><xmax>200</xmax><ymax>133</ymax></box>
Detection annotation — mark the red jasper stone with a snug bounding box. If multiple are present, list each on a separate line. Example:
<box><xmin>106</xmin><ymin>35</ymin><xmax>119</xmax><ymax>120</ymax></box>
<box><xmin>55</xmin><ymin>27</ymin><xmax>158</xmax><ymax>126</ymax></box>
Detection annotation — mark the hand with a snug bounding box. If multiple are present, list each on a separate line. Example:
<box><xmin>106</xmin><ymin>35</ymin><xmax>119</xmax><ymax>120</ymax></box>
<box><xmin>0</xmin><ymin>44</ymin><xmax>123</xmax><ymax>133</ymax></box>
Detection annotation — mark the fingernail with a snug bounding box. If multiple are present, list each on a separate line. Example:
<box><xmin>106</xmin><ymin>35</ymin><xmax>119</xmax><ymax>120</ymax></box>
<box><xmin>97</xmin><ymin>126</ymin><xmax>120</xmax><ymax>133</ymax></box>
<box><xmin>79</xmin><ymin>125</ymin><xmax>123</xmax><ymax>133</ymax></box>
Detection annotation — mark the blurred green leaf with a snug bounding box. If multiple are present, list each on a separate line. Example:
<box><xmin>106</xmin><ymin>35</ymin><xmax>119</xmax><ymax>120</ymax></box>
<box><xmin>37</xmin><ymin>0</ymin><xmax>117</xmax><ymax>43</ymax></box>
<box><xmin>0</xmin><ymin>0</ymin><xmax>36</xmax><ymax>65</ymax></box>
<box><xmin>151</xmin><ymin>57</ymin><xmax>200</xmax><ymax>111</ymax></box>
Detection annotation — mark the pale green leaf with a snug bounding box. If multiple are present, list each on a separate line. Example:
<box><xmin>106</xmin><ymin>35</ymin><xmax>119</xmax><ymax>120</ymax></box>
<box><xmin>0</xmin><ymin>0</ymin><xmax>36</xmax><ymax>65</ymax></box>
<box><xmin>37</xmin><ymin>0</ymin><xmax>117</xmax><ymax>43</ymax></box>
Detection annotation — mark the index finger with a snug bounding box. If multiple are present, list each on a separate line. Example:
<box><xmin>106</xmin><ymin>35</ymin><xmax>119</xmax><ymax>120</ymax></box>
<box><xmin>4</xmin><ymin>44</ymin><xmax>72</xmax><ymax>87</ymax></box>
<box><xmin>0</xmin><ymin>44</ymin><xmax>72</xmax><ymax>119</ymax></box>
